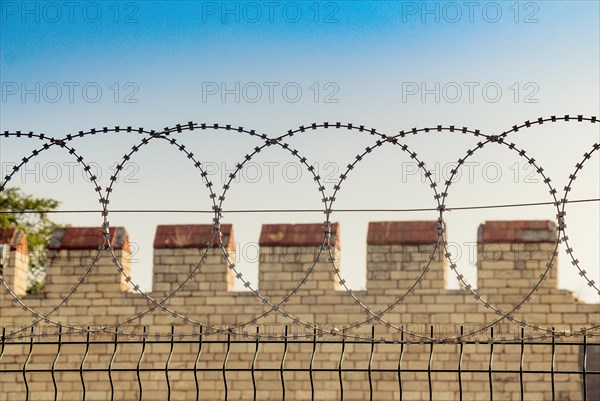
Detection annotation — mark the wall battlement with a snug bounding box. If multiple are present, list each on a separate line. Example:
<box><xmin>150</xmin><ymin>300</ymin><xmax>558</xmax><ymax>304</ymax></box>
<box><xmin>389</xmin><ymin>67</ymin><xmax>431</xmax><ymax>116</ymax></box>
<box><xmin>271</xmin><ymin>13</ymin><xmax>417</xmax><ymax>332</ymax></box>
<box><xmin>0</xmin><ymin>221</ymin><xmax>597</xmax><ymax>400</ymax></box>
<box><xmin>1</xmin><ymin>220</ymin><xmax>562</xmax><ymax>297</ymax></box>
<box><xmin>0</xmin><ymin>227</ymin><xmax>28</xmax><ymax>296</ymax></box>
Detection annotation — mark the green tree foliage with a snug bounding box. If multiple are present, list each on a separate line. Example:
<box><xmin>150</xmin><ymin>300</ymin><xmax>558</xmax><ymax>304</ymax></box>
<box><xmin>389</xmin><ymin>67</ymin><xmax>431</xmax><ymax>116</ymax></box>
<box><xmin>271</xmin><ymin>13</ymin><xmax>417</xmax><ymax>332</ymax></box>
<box><xmin>0</xmin><ymin>187</ymin><xmax>61</xmax><ymax>293</ymax></box>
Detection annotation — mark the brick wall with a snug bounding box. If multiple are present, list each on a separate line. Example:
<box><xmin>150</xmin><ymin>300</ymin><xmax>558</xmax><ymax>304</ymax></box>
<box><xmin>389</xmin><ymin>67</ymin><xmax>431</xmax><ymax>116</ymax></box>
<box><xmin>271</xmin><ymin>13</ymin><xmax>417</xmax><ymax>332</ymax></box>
<box><xmin>0</xmin><ymin>221</ymin><xmax>598</xmax><ymax>400</ymax></box>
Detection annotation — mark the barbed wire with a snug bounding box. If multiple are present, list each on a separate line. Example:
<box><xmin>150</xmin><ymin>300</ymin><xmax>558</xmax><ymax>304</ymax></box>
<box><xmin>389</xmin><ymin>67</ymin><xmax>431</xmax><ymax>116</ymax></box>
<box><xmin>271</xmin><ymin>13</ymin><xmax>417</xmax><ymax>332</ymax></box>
<box><xmin>0</xmin><ymin>115</ymin><xmax>598</xmax><ymax>341</ymax></box>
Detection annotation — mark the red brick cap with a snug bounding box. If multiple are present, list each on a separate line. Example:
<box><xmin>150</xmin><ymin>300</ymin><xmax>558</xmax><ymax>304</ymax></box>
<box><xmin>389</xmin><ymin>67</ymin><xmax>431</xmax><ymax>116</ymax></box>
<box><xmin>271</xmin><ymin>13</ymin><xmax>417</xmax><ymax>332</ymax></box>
<box><xmin>259</xmin><ymin>223</ymin><xmax>339</xmax><ymax>247</ymax></box>
<box><xmin>0</xmin><ymin>227</ymin><xmax>28</xmax><ymax>254</ymax></box>
<box><xmin>48</xmin><ymin>227</ymin><xmax>129</xmax><ymax>251</ymax></box>
<box><xmin>154</xmin><ymin>224</ymin><xmax>233</xmax><ymax>249</ymax></box>
<box><xmin>478</xmin><ymin>220</ymin><xmax>556</xmax><ymax>243</ymax></box>
<box><xmin>367</xmin><ymin>221</ymin><xmax>440</xmax><ymax>245</ymax></box>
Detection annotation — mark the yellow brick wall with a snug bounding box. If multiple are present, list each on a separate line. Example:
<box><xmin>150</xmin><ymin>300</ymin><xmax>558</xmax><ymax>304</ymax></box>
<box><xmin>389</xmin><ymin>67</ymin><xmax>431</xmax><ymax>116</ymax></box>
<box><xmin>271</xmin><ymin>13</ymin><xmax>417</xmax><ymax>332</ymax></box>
<box><xmin>0</xmin><ymin>231</ymin><xmax>598</xmax><ymax>400</ymax></box>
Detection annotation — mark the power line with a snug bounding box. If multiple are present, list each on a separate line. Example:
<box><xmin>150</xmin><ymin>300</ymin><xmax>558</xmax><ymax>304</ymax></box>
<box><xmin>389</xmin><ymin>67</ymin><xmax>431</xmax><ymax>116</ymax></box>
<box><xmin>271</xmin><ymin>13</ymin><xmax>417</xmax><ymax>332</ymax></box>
<box><xmin>1</xmin><ymin>198</ymin><xmax>598</xmax><ymax>215</ymax></box>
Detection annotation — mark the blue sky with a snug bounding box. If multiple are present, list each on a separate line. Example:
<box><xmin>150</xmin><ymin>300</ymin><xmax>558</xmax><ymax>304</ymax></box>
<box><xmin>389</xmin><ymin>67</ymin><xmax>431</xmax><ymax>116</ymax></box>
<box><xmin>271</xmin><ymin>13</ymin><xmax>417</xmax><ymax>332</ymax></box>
<box><xmin>1</xmin><ymin>1</ymin><xmax>599</xmax><ymax>306</ymax></box>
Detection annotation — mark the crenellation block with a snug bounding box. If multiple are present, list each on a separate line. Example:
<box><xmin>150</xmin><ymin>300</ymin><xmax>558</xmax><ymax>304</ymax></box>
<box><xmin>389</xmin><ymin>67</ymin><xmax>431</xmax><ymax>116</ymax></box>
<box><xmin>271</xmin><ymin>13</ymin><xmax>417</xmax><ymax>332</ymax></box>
<box><xmin>478</xmin><ymin>221</ymin><xmax>559</xmax><ymax>293</ymax></box>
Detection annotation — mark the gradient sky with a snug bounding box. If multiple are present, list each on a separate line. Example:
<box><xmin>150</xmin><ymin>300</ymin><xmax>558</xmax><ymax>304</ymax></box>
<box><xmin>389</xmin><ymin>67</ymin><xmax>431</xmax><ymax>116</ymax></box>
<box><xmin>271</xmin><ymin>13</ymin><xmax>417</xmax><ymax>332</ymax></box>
<box><xmin>1</xmin><ymin>1</ymin><xmax>598</xmax><ymax>305</ymax></box>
